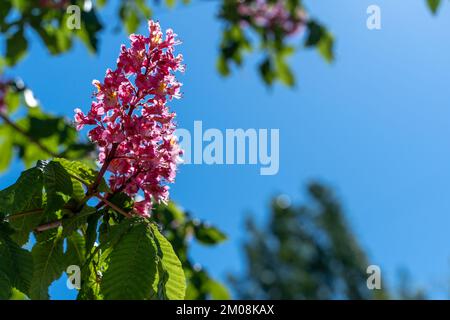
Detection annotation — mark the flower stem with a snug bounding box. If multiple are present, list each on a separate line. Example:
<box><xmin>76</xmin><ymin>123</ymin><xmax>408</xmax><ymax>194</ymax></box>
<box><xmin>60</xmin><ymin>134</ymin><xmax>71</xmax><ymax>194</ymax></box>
<box><xmin>86</xmin><ymin>143</ymin><xmax>118</xmax><ymax>197</ymax></box>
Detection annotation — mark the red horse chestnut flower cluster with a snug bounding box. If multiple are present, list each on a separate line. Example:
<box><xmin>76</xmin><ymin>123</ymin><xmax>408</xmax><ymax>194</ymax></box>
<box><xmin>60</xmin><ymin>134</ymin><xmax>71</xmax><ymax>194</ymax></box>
<box><xmin>237</xmin><ymin>0</ymin><xmax>306</xmax><ymax>36</ymax></box>
<box><xmin>74</xmin><ymin>21</ymin><xmax>184</xmax><ymax>217</ymax></box>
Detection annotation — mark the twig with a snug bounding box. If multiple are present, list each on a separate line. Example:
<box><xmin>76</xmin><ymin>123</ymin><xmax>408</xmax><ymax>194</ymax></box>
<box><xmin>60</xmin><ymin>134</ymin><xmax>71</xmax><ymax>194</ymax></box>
<box><xmin>35</xmin><ymin>220</ymin><xmax>62</xmax><ymax>232</ymax></box>
<box><xmin>95</xmin><ymin>194</ymin><xmax>132</xmax><ymax>218</ymax></box>
<box><xmin>6</xmin><ymin>208</ymin><xmax>44</xmax><ymax>221</ymax></box>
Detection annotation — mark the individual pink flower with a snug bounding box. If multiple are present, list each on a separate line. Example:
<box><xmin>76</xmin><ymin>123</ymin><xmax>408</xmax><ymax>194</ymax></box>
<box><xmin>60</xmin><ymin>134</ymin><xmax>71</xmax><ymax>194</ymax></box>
<box><xmin>75</xmin><ymin>20</ymin><xmax>184</xmax><ymax>218</ymax></box>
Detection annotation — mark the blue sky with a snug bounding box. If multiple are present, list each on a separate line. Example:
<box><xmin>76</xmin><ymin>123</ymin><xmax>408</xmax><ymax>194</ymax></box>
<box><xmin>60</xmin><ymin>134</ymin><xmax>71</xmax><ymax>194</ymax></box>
<box><xmin>3</xmin><ymin>0</ymin><xmax>450</xmax><ymax>298</ymax></box>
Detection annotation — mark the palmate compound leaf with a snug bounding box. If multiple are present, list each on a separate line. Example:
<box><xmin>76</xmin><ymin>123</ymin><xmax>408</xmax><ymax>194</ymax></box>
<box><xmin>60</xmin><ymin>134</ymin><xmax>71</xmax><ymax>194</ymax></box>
<box><xmin>100</xmin><ymin>221</ymin><xmax>159</xmax><ymax>300</ymax></box>
<box><xmin>29</xmin><ymin>230</ymin><xmax>66</xmax><ymax>300</ymax></box>
<box><xmin>151</xmin><ymin>224</ymin><xmax>186</xmax><ymax>300</ymax></box>
<box><xmin>0</xmin><ymin>225</ymin><xmax>33</xmax><ymax>297</ymax></box>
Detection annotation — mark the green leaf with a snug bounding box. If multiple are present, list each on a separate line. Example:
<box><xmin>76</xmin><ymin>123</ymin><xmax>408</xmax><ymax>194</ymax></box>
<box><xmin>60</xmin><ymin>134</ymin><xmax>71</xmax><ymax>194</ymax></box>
<box><xmin>165</xmin><ymin>0</ymin><xmax>176</xmax><ymax>8</ymax></box>
<box><xmin>275</xmin><ymin>57</ymin><xmax>295</xmax><ymax>87</ymax></box>
<box><xmin>77</xmin><ymin>247</ymin><xmax>104</xmax><ymax>300</ymax></box>
<box><xmin>11</xmin><ymin>0</ymin><xmax>31</xmax><ymax>12</ymax></box>
<box><xmin>76</xmin><ymin>9</ymin><xmax>103</xmax><ymax>53</ymax></box>
<box><xmin>9</xmin><ymin>288</ymin><xmax>29</xmax><ymax>300</ymax></box>
<box><xmin>124</xmin><ymin>9</ymin><xmax>140</xmax><ymax>34</ymax></box>
<box><xmin>71</xmin><ymin>179</ymin><xmax>85</xmax><ymax>201</ymax></box>
<box><xmin>152</xmin><ymin>224</ymin><xmax>186</xmax><ymax>300</ymax></box>
<box><xmin>317</xmin><ymin>32</ymin><xmax>334</xmax><ymax>63</ymax></box>
<box><xmin>0</xmin><ymin>167</ymin><xmax>43</xmax><ymax>216</ymax></box>
<box><xmin>85</xmin><ymin>212</ymin><xmax>100</xmax><ymax>252</ymax></box>
<box><xmin>1</xmin><ymin>167</ymin><xmax>44</xmax><ymax>244</ymax></box>
<box><xmin>65</xmin><ymin>232</ymin><xmax>86</xmax><ymax>267</ymax></box>
<box><xmin>43</xmin><ymin>161</ymin><xmax>73</xmax><ymax>214</ymax></box>
<box><xmin>194</xmin><ymin>224</ymin><xmax>227</xmax><ymax>245</ymax></box>
<box><xmin>97</xmin><ymin>0</ymin><xmax>107</xmax><ymax>8</ymax></box>
<box><xmin>259</xmin><ymin>58</ymin><xmax>276</xmax><ymax>86</ymax></box>
<box><xmin>5</xmin><ymin>89</ymin><xmax>20</xmax><ymax>113</ymax></box>
<box><xmin>12</xmin><ymin>111</ymin><xmax>79</xmax><ymax>166</ymax></box>
<box><xmin>6</xmin><ymin>28</ymin><xmax>28</xmax><ymax>66</ymax></box>
<box><xmin>136</xmin><ymin>0</ymin><xmax>152</xmax><ymax>18</ymax></box>
<box><xmin>305</xmin><ymin>21</ymin><xmax>334</xmax><ymax>63</ymax></box>
<box><xmin>427</xmin><ymin>0</ymin><xmax>441</xmax><ymax>14</ymax></box>
<box><xmin>0</xmin><ymin>227</ymin><xmax>33</xmax><ymax>295</ymax></box>
<box><xmin>53</xmin><ymin>158</ymin><xmax>97</xmax><ymax>186</ymax></box>
<box><xmin>0</xmin><ymin>125</ymin><xmax>13</xmax><ymax>173</ymax></box>
<box><xmin>101</xmin><ymin>222</ymin><xmax>159</xmax><ymax>300</ymax></box>
<box><xmin>51</xmin><ymin>157</ymin><xmax>108</xmax><ymax>194</ymax></box>
<box><xmin>0</xmin><ymin>270</ymin><xmax>12</xmax><ymax>300</ymax></box>
<box><xmin>206</xmin><ymin>279</ymin><xmax>231</xmax><ymax>300</ymax></box>
<box><xmin>29</xmin><ymin>232</ymin><xmax>65</xmax><ymax>300</ymax></box>
<box><xmin>305</xmin><ymin>21</ymin><xmax>325</xmax><ymax>47</ymax></box>
<box><xmin>0</xmin><ymin>2</ymin><xmax>12</xmax><ymax>23</ymax></box>
<box><xmin>62</xmin><ymin>205</ymin><xmax>96</xmax><ymax>237</ymax></box>
<box><xmin>217</xmin><ymin>56</ymin><xmax>230</xmax><ymax>76</ymax></box>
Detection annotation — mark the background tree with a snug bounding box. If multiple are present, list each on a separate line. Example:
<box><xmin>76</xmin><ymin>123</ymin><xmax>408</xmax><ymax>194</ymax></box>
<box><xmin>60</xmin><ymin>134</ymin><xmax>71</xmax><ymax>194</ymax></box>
<box><xmin>231</xmin><ymin>183</ymin><xmax>426</xmax><ymax>300</ymax></box>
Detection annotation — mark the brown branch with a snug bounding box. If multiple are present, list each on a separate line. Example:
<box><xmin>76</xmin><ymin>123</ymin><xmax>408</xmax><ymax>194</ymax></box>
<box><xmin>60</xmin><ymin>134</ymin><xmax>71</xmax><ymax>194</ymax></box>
<box><xmin>35</xmin><ymin>220</ymin><xmax>62</xmax><ymax>233</ymax></box>
<box><xmin>6</xmin><ymin>208</ymin><xmax>44</xmax><ymax>221</ymax></box>
<box><xmin>95</xmin><ymin>194</ymin><xmax>132</xmax><ymax>218</ymax></box>
<box><xmin>0</xmin><ymin>112</ymin><xmax>58</xmax><ymax>158</ymax></box>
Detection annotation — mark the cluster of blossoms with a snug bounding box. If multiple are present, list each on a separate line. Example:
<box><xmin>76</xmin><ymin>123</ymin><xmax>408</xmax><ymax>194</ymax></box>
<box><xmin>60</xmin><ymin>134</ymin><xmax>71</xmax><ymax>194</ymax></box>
<box><xmin>237</xmin><ymin>0</ymin><xmax>306</xmax><ymax>36</ymax></box>
<box><xmin>74</xmin><ymin>21</ymin><xmax>184</xmax><ymax>217</ymax></box>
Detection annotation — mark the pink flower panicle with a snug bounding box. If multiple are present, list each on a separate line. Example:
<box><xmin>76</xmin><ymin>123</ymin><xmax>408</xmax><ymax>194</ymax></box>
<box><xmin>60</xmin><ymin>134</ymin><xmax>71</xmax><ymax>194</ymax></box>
<box><xmin>237</xmin><ymin>0</ymin><xmax>306</xmax><ymax>36</ymax></box>
<box><xmin>74</xmin><ymin>21</ymin><xmax>184</xmax><ymax>218</ymax></box>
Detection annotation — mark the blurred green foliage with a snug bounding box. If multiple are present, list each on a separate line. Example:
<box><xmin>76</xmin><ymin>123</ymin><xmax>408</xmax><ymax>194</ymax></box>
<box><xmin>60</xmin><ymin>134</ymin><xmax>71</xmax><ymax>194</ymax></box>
<box><xmin>427</xmin><ymin>0</ymin><xmax>442</xmax><ymax>14</ymax></box>
<box><xmin>218</xmin><ymin>0</ymin><xmax>334</xmax><ymax>87</ymax></box>
<box><xmin>0</xmin><ymin>79</ymin><xmax>95</xmax><ymax>173</ymax></box>
<box><xmin>0</xmin><ymin>0</ymin><xmax>102</xmax><ymax>68</ymax></box>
